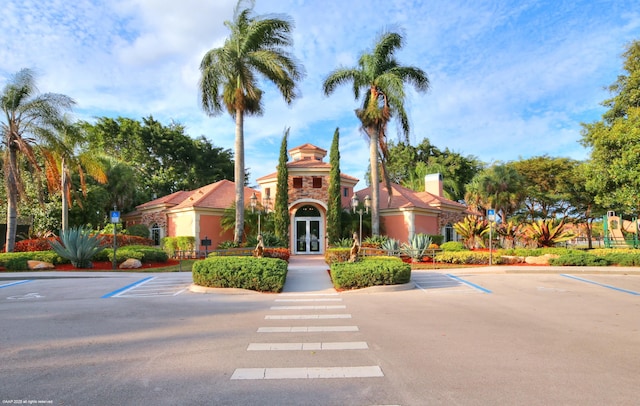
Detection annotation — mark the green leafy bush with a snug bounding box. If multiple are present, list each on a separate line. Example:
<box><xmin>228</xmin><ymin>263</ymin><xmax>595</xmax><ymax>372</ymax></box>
<box><xmin>216</xmin><ymin>240</ymin><xmax>240</xmax><ymax>249</ymax></box>
<box><xmin>362</xmin><ymin>235</ymin><xmax>387</xmax><ymax>248</ymax></box>
<box><xmin>602</xmin><ymin>252</ymin><xmax>640</xmax><ymax>266</ymax></box>
<box><xmin>428</xmin><ymin>235</ymin><xmax>444</xmax><ymax>246</ymax></box>
<box><xmin>332</xmin><ymin>238</ymin><xmax>353</xmax><ymax>248</ymax></box>
<box><xmin>325</xmin><ymin>248</ymin><xmax>351</xmax><ymax>264</ymax></box>
<box><xmin>435</xmin><ymin>251</ymin><xmax>501</xmax><ymax>265</ymax></box>
<box><xmin>50</xmin><ymin>226</ymin><xmax>106</xmax><ymax>268</ymax></box>
<box><xmin>549</xmin><ymin>252</ymin><xmax>611</xmax><ymax>266</ymax></box>
<box><xmin>94</xmin><ymin>245</ymin><xmax>169</xmax><ymax>263</ymax></box>
<box><xmin>192</xmin><ymin>257</ymin><xmax>288</xmax><ymax>293</ymax></box>
<box><xmin>440</xmin><ymin>241</ymin><xmax>465</xmax><ymax>252</ymax></box>
<box><xmin>246</xmin><ymin>232</ymin><xmax>286</xmax><ymax>248</ymax></box>
<box><xmin>126</xmin><ymin>224</ymin><xmax>150</xmax><ymax>238</ymax></box>
<box><xmin>0</xmin><ymin>251</ymin><xmax>65</xmax><ymax>271</ymax></box>
<box><xmin>330</xmin><ymin>256</ymin><xmax>411</xmax><ymax>290</ymax></box>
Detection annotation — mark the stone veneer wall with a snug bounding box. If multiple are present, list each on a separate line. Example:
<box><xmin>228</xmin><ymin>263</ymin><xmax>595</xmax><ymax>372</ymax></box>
<box><xmin>288</xmin><ymin>175</ymin><xmax>329</xmax><ymax>204</ymax></box>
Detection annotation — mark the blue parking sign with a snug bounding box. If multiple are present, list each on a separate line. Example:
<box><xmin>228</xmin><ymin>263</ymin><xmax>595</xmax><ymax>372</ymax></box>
<box><xmin>110</xmin><ymin>210</ymin><xmax>121</xmax><ymax>223</ymax></box>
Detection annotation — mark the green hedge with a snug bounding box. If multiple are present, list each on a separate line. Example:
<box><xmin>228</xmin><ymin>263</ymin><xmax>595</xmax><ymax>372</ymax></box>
<box><xmin>192</xmin><ymin>256</ymin><xmax>288</xmax><ymax>293</ymax></box>
<box><xmin>440</xmin><ymin>241</ymin><xmax>465</xmax><ymax>252</ymax></box>
<box><xmin>549</xmin><ymin>252</ymin><xmax>612</xmax><ymax>266</ymax></box>
<box><xmin>94</xmin><ymin>245</ymin><xmax>168</xmax><ymax>263</ymax></box>
<box><xmin>0</xmin><ymin>251</ymin><xmax>65</xmax><ymax>271</ymax></box>
<box><xmin>434</xmin><ymin>251</ymin><xmax>501</xmax><ymax>265</ymax></box>
<box><xmin>330</xmin><ymin>256</ymin><xmax>411</xmax><ymax>290</ymax></box>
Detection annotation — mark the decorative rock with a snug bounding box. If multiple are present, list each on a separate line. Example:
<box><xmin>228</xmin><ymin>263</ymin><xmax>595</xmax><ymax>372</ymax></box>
<box><xmin>524</xmin><ymin>254</ymin><xmax>559</xmax><ymax>265</ymax></box>
<box><xmin>27</xmin><ymin>260</ymin><xmax>55</xmax><ymax>270</ymax></box>
<box><xmin>500</xmin><ymin>255</ymin><xmax>525</xmax><ymax>264</ymax></box>
<box><xmin>119</xmin><ymin>258</ymin><xmax>142</xmax><ymax>269</ymax></box>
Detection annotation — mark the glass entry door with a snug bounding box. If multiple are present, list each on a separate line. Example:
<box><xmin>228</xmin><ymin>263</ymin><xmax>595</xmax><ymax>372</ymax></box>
<box><xmin>295</xmin><ymin>219</ymin><xmax>321</xmax><ymax>254</ymax></box>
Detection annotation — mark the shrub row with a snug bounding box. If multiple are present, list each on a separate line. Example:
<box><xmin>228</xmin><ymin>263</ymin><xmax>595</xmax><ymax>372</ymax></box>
<box><xmin>330</xmin><ymin>256</ymin><xmax>411</xmax><ymax>290</ymax></box>
<box><xmin>14</xmin><ymin>235</ymin><xmax>154</xmax><ymax>252</ymax></box>
<box><xmin>434</xmin><ymin>251</ymin><xmax>500</xmax><ymax>265</ymax></box>
<box><xmin>0</xmin><ymin>251</ymin><xmax>65</xmax><ymax>271</ymax></box>
<box><xmin>94</xmin><ymin>245</ymin><xmax>168</xmax><ymax>263</ymax></box>
<box><xmin>192</xmin><ymin>256</ymin><xmax>288</xmax><ymax>293</ymax></box>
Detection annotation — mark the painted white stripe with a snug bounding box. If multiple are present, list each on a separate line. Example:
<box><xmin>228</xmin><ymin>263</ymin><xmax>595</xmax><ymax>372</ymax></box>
<box><xmin>257</xmin><ymin>326</ymin><xmax>359</xmax><ymax>333</ymax></box>
<box><xmin>278</xmin><ymin>293</ymin><xmax>339</xmax><ymax>296</ymax></box>
<box><xmin>265</xmin><ymin>314</ymin><xmax>351</xmax><ymax>320</ymax></box>
<box><xmin>247</xmin><ymin>342</ymin><xmax>368</xmax><ymax>351</ymax></box>
<box><xmin>270</xmin><ymin>305</ymin><xmax>346</xmax><ymax>310</ymax></box>
<box><xmin>274</xmin><ymin>298</ymin><xmax>342</xmax><ymax>302</ymax></box>
<box><xmin>231</xmin><ymin>366</ymin><xmax>383</xmax><ymax>380</ymax></box>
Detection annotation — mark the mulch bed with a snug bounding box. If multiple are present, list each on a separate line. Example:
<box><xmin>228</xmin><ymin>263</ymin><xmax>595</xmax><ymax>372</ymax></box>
<box><xmin>53</xmin><ymin>259</ymin><xmax>181</xmax><ymax>271</ymax></box>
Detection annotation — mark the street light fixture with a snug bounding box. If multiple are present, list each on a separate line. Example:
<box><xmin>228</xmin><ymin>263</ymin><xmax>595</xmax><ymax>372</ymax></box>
<box><xmin>250</xmin><ymin>192</ymin><xmax>271</xmax><ymax>236</ymax></box>
<box><xmin>351</xmin><ymin>194</ymin><xmax>370</xmax><ymax>245</ymax></box>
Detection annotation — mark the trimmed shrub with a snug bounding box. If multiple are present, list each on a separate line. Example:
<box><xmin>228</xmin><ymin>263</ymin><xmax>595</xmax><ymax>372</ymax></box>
<box><xmin>126</xmin><ymin>224</ymin><xmax>150</xmax><ymax>238</ymax></box>
<box><xmin>14</xmin><ymin>237</ymin><xmax>60</xmax><ymax>252</ymax></box>
<box><xmin>434</xmin><ymin>251</ymin><xmax>501</xmax><ymax>265</ymax></box>
<box><xmin>440</xmin><ymin>241</ymin><xmax>465</xmax><ymax>252</ymax></box>
<box><xmin>428</xmin><ymin>235</ymin><xmax>444</xmax><ymax>246</ymax></box>
<box><xmin>549</xmin><ymin>252</ymin><xmax>611</xmax><ymax>266</ymax></box>
<box><xmin>602</xmin><ymin>252</ymin><xmax>640</xmax><ymax>266</ymax></box>
<box><xmin>330</xmin><ymin>256</ymin><xmax>411</xmax><ymax>290</ymax></box>
<box><xmin>0</xmin><ymin>251</ymin><xmax>65</xmax><ymax>271</ymax></box>
<box><xmin>325</xmin><ymin>248</ymin><xmax>351</xmax><ymax>264</ymax></box>
<box><xmin>99</xmin><ymin>234</ymin><xmax>155</xmax><ymax>247</ymax></box>
<box><xmin>192</xmin><ymin>256</ymin><xmax>288</xmax><ymax>293</ymax></box>
<box><xmin>94</xmin><ymin>245</ymin><xmax>169</xmax><ymax>263</ymax></box>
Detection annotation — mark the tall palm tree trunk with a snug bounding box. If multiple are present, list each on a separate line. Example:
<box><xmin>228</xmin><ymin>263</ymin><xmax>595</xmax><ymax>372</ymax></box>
<box><xmin>5</xmin><ymin>146</ymin><xmax>19</xmax><ymax>252</ymax></box>
<box><xmin>234</xmin><ymin>108</ymin><xmax>245</xmax><ymax>244</ymax></box>
<box><xmin>369</xmin><ymin>127</ymin><xmax>380</xmax><ymax>236</ymax></box>
<box><xmin>61</xmin><ymin>158</ymin><xmax>69</xmax><ymax>232</ymax></box>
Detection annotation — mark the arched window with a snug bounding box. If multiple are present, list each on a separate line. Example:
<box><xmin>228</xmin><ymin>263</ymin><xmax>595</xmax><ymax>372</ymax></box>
<box><xmin>295</xmin><ymin>205</ymin><xmax>321</xmax><ymax>217</ymax></box>
<box><xmin>445</xmin><ymin>223</ymin><xmax>454</xmax><ymax>242</ymax></box>
<box><xmin>150</xmin><ymin>223</ymin><xmax>161</xmax><ymax>245</ymax></box>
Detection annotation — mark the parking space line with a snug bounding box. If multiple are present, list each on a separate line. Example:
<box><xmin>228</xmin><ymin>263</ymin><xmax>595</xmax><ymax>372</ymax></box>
<box><xmin>270</xmin><ymin>305</ymin><xmax>346</xmax><ymax>310</ymax></box>
<box><xmin>101</xmin><ymin>276</ymin><xmax>155</xmax><ymax>298</ymax></box>
<box><xmin>560</xmin><ymin>274</ymin><xmax>640</xmax><ymax>296</ymax></box>
<box><xmin>0</xmin><ymin>280</ymin><xmax>32</xmax><ymax>288</ymax></box>
<box><xmin>265</xmin><ymin>314</ymin><xmax>351</xmax><ymax>319</ymax></box>
<box><xmin>257</xmin><ymin>326</ymin><xmax>359</xmax><ymax>333</ymax></box>
<box><xmin>445</xmin><ymin>274</ymin><xmax>492</xmax><ymax>294</ymax></box>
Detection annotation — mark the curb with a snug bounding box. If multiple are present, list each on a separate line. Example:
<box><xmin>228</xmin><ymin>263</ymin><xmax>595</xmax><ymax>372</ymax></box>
<box><xmin>339</xmin><ymin>281</ymin><xmax>415</xmax><ymax>294</ymax></box>
<box><xmin>188</xmin><ymin>283</ymin><xmax>263</xmax><ymax>295</ymax></box>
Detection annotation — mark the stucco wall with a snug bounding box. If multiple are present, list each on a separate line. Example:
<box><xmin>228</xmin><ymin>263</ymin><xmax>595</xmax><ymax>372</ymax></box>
<box><xmin>414</xmin><ymin>213</ymin><xmax>440</xmax><ymax>236</ymax></box>
<box><xmin>381</xmin><ymin>214</ymin><xmax>408</xmax><ymax>242</ymax></box>
<box><xmin>197</xmin><ymin>214</ymin><xmax>232</xmax><ymax>249</ymax></box>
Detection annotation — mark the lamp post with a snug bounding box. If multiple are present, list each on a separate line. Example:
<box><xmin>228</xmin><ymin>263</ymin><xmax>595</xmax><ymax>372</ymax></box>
<box><xmin>250</xmin><ymin>192</ymin><xmax>271</xmax><ymax>236</ymax></box>
<box><xmin>351</xmin><ymin>194</ymin><xmax>370</xmax><ymax>245</ymax></box>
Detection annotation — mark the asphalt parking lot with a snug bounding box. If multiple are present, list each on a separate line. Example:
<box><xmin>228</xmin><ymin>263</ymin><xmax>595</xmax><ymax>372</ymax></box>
<box><xmin>1</xmin><ymin>270</ymin><xmax>639</xmax><ymax>405</ymax></box>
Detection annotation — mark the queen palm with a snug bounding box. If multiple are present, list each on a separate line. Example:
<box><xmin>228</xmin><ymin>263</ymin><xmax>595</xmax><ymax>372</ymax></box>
<box><xmin>199</xmin><ymin>0</ymin><xmax>303</xmax><ymax>244</ymax></box>
<box><xmin>1</xmin><ymin>68</ymin><xmax>74</xmax><ymax>251</ymax></box>
<box><xmin>42</xmin><ymin>118</ymin><xmax>108</xmax><ymax>232</ymax></box>
<box><xmin>323</xmin><ymin>31</ymin><xmax>429</xmax><ymax>236</ymax></box>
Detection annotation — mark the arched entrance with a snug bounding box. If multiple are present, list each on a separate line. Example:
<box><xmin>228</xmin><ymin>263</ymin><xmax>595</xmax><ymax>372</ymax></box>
<box><xmin>294</xmin><ymin>205</ymin><xmax>323</xmax><ymax>254</ymax></box>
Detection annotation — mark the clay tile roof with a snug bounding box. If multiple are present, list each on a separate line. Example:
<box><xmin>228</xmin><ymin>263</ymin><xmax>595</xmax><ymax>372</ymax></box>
<box><xmin>170</xmin><ymin>179</ymin><xmax>257</xmax><ymax>210</ymax></box>
<box><xmin>355</xmin><ymin>182</ymin><xmax>466</xmax><ymax>211</ymax></box>
<box><xmin>136</xmin><ymin>190</ymin><xmax>192</xmax><ymax>209</ymax></box>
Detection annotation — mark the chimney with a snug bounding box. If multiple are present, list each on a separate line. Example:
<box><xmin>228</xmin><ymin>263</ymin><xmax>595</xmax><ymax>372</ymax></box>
<box><xmin>425</xmin><ymin>173</ymin><xmax>443</xmax><ymax>197</ymax></box>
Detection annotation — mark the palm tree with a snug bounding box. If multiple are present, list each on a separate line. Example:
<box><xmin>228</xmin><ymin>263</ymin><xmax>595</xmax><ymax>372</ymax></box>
<box><xmin>42</xmin><ymin>117</ymin><xmax>108</xmax><ymax>231</ymax></box>
<box><xmin>198</xmin><ymin>0</ymin><xmax>304</xmax><ymax>244</ymax></box>
<box><xmin>464</xmin><ymin>164</ymin><xmax>524</xmax><ymax>222</ymax></box>
<box><xmin>0</xmin><ymin>68</ymin><xmax>74</xmax><ymax>251</ymax></box>
<box><xmin>323</xmin><ymin>31</ymin><xmax>429</xmax><ymax>236</ymax></box>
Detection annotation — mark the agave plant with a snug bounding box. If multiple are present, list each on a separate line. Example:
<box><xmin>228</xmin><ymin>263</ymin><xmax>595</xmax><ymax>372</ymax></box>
<box><xmin>401</xmin><ymin>233</ymin><xmax>432</xmax><ymax>261</ymax></box>
<box><xmin>524</xmin><ymin>218</ymin><xmax>575</xmax><ymax>248</ymax></box>
<box><xmin>50</xmin><ymin>226</ymin><xmax>106</xmax><ymax>268</ymax></box>
<box><xmin>381</xmin><ymin>238</ymin><xmax>400</xmax><ymax>255</ymax></box>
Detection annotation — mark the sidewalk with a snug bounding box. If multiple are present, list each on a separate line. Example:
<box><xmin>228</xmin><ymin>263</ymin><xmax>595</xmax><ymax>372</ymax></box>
<box><xmin>282</xmin><ymin>255</ymin><xmax>335</xmax><ymax>293</ymax></box>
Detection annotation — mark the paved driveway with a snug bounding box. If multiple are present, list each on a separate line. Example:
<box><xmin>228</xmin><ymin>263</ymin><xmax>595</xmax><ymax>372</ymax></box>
<box><xmin>1</xmin><ymin>270</ymin><xmax>638</xmax><ymax>405</ymax></box>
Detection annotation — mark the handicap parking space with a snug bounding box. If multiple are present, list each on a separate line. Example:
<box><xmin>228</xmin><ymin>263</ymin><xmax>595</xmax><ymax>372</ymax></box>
<box><xmin>102</xmin><ymin>274</ymin><xmax>193</xmax><ymax>298</ymax></box>
<box><xmin>412</xmin><ymin>271</ymin><xmax>491</xmax><ymax>294</ymax></box>
<box><xmin>0</xmin><ymin>273</ymin><xmax>194</xmax><ymax>302</ymax></box>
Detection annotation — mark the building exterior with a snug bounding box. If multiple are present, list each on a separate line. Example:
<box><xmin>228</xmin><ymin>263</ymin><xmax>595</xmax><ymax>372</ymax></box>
<box><xmin>124</xmin><ymin>143</ymin><xmax>469</xmax><ymax>254</ymax></box>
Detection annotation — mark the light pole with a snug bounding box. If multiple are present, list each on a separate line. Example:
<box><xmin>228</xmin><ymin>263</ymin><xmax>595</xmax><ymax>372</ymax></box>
<box><xmin>351</xmin><ymin>194</ymin><xmax>370</xmax><ymax>245</ymax></box>
<box><xmin>250</xmin><ymin>192</ymin><xmax>271</xmax><ymax>236</ymax></box>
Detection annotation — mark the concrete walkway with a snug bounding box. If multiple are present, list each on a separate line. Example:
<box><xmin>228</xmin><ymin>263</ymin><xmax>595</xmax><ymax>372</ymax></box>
<box><xmin>282</xmin><ymin>255</ymin><xmax>335</xmax><ymax>293</ymax></box>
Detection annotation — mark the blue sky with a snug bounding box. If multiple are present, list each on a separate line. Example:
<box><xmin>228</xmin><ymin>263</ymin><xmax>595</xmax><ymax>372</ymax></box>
<box><xmin>1</xmin><ymin>0</ymin><xmax>639</xmax><ymax>188</ymax></box>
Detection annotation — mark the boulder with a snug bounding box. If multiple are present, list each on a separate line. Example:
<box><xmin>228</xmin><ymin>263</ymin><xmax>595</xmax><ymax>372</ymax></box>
<box><xmin>27</xmin><ymin>260</ymin><xmax>55</xmax><ymax>270</ymax></box>
<box><xmin>119</xmin><ymin>258</ymin><xmax>142</xmax><ymax>269</ymax></box>
<box><xmin>500</xmin><ymin>255</ymin><xmax>525</xmax><ymax>264</ymax></box>
<box><xmin>524</xmin><ymin>254</ymin><xmax>559</xmax><ymax>265</ymax></box>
